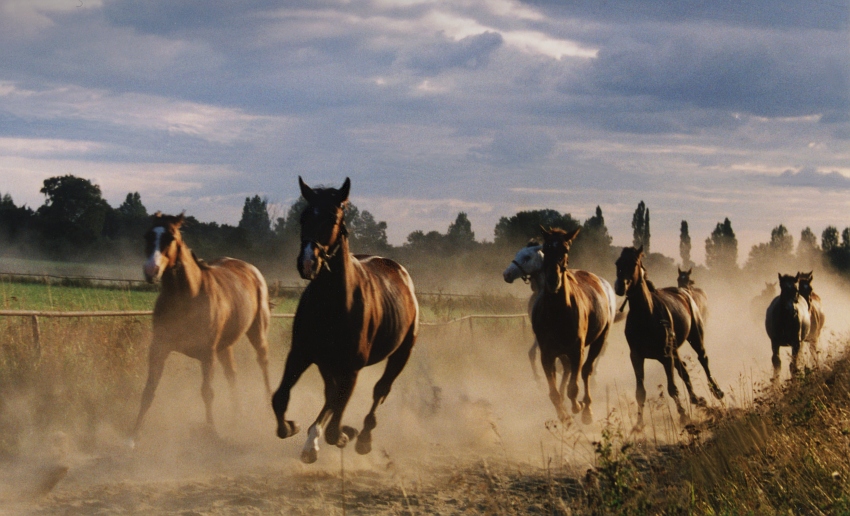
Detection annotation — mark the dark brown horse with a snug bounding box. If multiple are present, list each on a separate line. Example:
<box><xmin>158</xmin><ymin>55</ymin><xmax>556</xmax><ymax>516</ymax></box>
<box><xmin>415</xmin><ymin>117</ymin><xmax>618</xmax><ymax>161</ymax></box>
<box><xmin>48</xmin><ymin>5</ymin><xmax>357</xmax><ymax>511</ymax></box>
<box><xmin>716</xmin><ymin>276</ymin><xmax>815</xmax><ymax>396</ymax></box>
<box><xmin>676</xmin><ymin>267</ymin><xmax>708</xmax><ymax>322</ymax></box>
<box><xmin>765</xmin><ymin>273</ymin><xmax>811</xmax><ymax>380</ymax></box>
<box><xmin>272</xmin><ymin>178</ymin><xmax>419</xmax><ymax>463</ymax></box>
<box><xmin>132</xmin><ymin>213</ymin><xmax>272</xmax><ymax>442</ymax></box>
<box><xmin>615</xmin><ymin>247</ymin><xmax>723</xmax><ymax>427</ymax></box>
<box><xmin>531</xmin><ymin>227</ymin><xmax>618</xmax><ymax>424</ymax></box>
<box><xmin>798</xmin><ymin>271</ymin><xmax>824</xmax><ymax>355</ymax></box>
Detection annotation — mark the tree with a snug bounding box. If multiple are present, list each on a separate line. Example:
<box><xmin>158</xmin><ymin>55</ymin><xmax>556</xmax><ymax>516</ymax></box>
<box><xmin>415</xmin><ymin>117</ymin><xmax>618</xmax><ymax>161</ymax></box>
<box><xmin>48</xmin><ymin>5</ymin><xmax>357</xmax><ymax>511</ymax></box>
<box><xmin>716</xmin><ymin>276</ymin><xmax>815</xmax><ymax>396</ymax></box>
<box><xmin>631</xmin><ymin>201</ymin><xmax>650</xmax><ymax>253</ymax></box>
<box><xmin>705</xmin><ymin>218</ymin><xmax>738</xmax><ymax>272</ymax></box>
<box><xmin>797</xmin><ymin>227</ymin><xmax>819</xmax><ymax>269</ymax></box>
<box><xmin>446</xmin><ymin>212</ymin><xmax>475</xmax><ymax>251</ymax></box>
<box><xmin>843</xmin><ymin>228</ymin><xmax>850</xmax><ymax>249</ymax></box>
<box><xmin>572</xmin><ymin>206</ymin><xmax>614</xmax><ymax>269</ymax></box>
<box><xmin>36</xmin><ymin>175</ymin><xmax>111</xmax><ymax>249</ymax></box>
<box><xmin>679</xmin><ymin>220</ymin><xmax>692</xmax><ymax>268</ymax></box>
<box><xmin>349</xmin><ymin>209</ymin><xmax>389</xmax><ymax>253</ymax></box>
<box><xmin>117</xmin><ymin>192</ymin><xmax>148</xmax><ymax>219</ymax></box>
<box><xmin>494</xmin><ymin>209</ymin><xmax>579</xmax><ymax>248</ymax></box>
<box><xmin>822</xmin><ymin>226</ymin><xmax>839</xmax><ymax>252</ymax></box>
<box><xmin>238</xmin><ymin>195</ymin><xmax>273</xmax><ymax>242</ymax></box>
<box><xmin>0</xmin><ymin>192</ymin><xmax>35</xmax><ymax>243</ymax></box>
<box><xmin>769</xmin><ymin>225</ymin><xmax>793</xmax><ymax>255</ymax></box>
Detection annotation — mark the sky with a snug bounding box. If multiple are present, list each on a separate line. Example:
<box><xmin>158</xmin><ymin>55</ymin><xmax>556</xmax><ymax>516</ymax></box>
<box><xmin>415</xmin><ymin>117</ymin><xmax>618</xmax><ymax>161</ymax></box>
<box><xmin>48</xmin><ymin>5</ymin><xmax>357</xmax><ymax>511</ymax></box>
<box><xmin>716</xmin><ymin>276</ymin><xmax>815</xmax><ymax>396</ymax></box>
<box><xmin>0</xmin><ymin>0</ymin><xmax>847</xmax><ymax>265</ymax></box>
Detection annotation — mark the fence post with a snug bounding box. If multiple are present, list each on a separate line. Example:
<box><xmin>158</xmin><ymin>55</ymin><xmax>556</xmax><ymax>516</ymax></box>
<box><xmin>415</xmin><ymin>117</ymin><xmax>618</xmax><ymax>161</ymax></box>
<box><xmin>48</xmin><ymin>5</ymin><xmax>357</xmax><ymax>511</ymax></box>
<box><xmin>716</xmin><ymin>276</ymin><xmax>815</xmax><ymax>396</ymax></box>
<box><xmin>30</xmin><ymin>315</ymin><xmax>41</xmax><ymax>359</ymax></box>
<box><xmin>468</xmin><ymin>316</ymin><xmax>474</xmax><ymax>345</ymax></box>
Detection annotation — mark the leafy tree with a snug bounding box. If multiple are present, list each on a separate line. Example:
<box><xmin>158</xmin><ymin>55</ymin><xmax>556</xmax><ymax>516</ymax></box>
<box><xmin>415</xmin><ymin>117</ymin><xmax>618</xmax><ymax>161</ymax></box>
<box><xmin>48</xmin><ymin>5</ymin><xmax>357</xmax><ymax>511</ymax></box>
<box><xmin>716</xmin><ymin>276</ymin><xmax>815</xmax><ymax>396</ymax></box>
<box><xmin>679</xmin><ymin>220</ymin><xmax>692</xmax><ymax>268</ymax></box>
<box><xmin>494</xmin><ymin>209</ymin><xmax>579</xmax><ymax>248</ymax></box>
<box><xmin>405</xmin><ymin>230</ymin><xmax>445</xmax><ymax>252</ymax></box>
<box><xmin>36</xmin><ymin>175</ymin><xmax>111</xmax><ymax>250</ymax></box>
<box><xmin>705</xmin><ymin>218</ymin><xmax>738</xmax><ymax>272</ymax></box>
<box><xmin>238</xmin><ymin>195</ymin><xmax>274</xmax><ymax>243</ymax></box>
<box><xmin>118</xmin><ymin>192</ymin><xmax>148</xmax><ymax>219</ymax></box>
<box><xmin>349</xmin><ymin>209</ymin><xmax>389</xmax><ymax>253</ymax></box>
<box><xmin>770</xmin><ymin>225</ymin><xmax>793</xmax><ymax>255</ymax></box>
<box><xmin>843</xmin><ymin>228</ymin><xmax>850</xmax><ymax>249</ymax></box>
<box><xmin>0</xmin><ymin>193</ymin><xmax>35</xmax><ymax>244</ymax></box>
<box><xmin>746</xmin><ymin>225</ymin><xmax>795</xmax><ymax>272</ymax></box>
<box><xmin>822</xmin><ymin>226</ymin><xmax>839</xmax><ymax>252</ymax></box>
<box><xmin>446</xmin><ymin>212</ymin><xmax>476</xmax><ymax>252</ymax></box>
<box><xmin>631</xmin><ymin>201</ymin><xmax>650</xmax><ymax>253</ymax></box>
<box><xmin>572</xmin><ymin>206</ymin><xmax>614</xmax><ymax>269</ymax></box>
<box><xmin>797</xmin><ymin>227</ymin><xmax>819</xmax><ymax>269</ymax></box>
<box><xmin>108</xmin><ymin>192</ymin><xmax>150</xmax><ymax>241</ymax></box>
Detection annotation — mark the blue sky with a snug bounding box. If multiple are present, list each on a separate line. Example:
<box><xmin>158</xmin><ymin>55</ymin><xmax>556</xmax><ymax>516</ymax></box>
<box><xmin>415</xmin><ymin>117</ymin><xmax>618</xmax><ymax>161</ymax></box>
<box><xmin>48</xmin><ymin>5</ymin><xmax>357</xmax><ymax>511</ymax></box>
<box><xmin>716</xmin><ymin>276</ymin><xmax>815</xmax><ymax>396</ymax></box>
<box><xmin>0</xmin><ymin>0</ymin><xmax>847</xmax><ymax>263</ymax></box>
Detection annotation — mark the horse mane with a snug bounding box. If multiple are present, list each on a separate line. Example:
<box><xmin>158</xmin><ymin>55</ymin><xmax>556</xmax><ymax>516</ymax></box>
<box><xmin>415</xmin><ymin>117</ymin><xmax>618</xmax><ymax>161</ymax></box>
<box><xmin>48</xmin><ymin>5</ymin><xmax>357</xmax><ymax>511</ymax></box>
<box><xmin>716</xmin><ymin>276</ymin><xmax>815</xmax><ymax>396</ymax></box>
<box><xmin>525</xmin><ymin>238</ymin><xmax>542</xmax><ymax>247</ymax></box>
<box><xmin>191</xmin><ymin>250</ymin><xmax>212</xmax><ymax>270</ymax></box>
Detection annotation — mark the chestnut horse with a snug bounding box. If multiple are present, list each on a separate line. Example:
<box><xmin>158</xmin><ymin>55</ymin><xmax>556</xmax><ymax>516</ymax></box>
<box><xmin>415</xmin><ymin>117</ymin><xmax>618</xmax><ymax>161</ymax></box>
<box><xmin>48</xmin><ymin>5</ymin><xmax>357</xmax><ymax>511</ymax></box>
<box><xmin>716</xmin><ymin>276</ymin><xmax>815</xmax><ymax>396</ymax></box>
<box><xmin>272</xmin><ymin>178</ymin><xmax>419</xmax><ymax>463</ymax></box>
<box><xmin>615</xmin><ymin>247</ymin><xmax>723</xmax><ymax>427</ymax></box>
<box><xmin>531</xmin><ymin>227</ymin><xmax>618</xmax><ymax>424</ymax></box>
<box><xmin>766</xmin><ymin>273</ymin><xmax>811</xmax><ymax>380</ymax></box>
<box><xmin>132</xmin><ymin>213</ymin><xmax>272</xmax><ymax>442</ymax></box>
<box><xmin>798</xmin><ymin>271</ymin><xmax>824</xmax><ymax>355</ymax></box>
<box><xmin>676</xmin><ymin>267</ymin><xmax>708</xmax><ymax>322</ymax></box>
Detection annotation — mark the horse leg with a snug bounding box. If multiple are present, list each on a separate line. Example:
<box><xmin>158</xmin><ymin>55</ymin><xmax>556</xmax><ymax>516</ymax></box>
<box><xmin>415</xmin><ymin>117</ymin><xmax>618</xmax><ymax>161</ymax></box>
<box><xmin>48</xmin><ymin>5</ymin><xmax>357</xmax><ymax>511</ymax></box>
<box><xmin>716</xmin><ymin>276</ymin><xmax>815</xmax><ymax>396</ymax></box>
<box><xmin>662</xmin><ymin>357</ymin><xmax>688</xmax><ymax>424</ymax></box>
<box><xmin>579</xmin><ymin>337</ymin><xmax>606</xmax><ymax>424</ymax></box>
<box><xmin>356</xmin><ymin>329</ymin><xmax>416</xmax><ymax>455</ymax></box>
<box><xmin>217</xmin><ymin>345</ymin><xmax>240</xmax><ymax>415</ymax></box>
<box><xmin>325</xmin><ymin>370</ymin><xmax>360</xmax><ymax>450</ymax></box>
<box><xmin>246</xmin><ymin>318</ymin><xmax>272</xmax><ymax>397</ymax></box>
<box><xmin>541</xmin><ymin>347</ymin><xmax>569</xmax><ymax>422</ymax></box>
<box><xmin>272</xmin><ymin>347</ymin><xmax>311</xmax><ymax>440</ymax></box>
<box><xmin>557</xmin><ymin>355</ymin><xmax>571</xmax><ymax>399</ymax></box>
<box><xmin>528</xmin><ymin>341</ymin><xmax>541</xmax><ymax>382</ymax></box>
<box><xmin>770</xmin><ymin>341</ymin><xmax>782</xmax><ymax>383</ymax></box>
<box><xmin>790</xmin><ymin>341</ymin><xmax>801</xmax><ymax>377</ymax></box>
<box><xmin>687</xmin><ymin>328</ymin><xmax>724</xmax><ymax>400</ymax></box>
<box><xmin>630</xmin><ymin>352</ymin><xmax>646</xmax><ymax>430</ymax></box>
<box><xmin>199</xmin><ymin>354</ymin><xmax>217</xmax><ymax>431</ymax></box>
<box><xmin>565</xmin><ymin>346</ymin><xmax>582</xmax><ymax>416</ymax></box>
<box><xmin>672</xmin><ymin>351</ymin><xmax>705</xmax><ymax>408</ymax></box>
<box><xmin>131</xmin><ymin>341</ymin><xmax>170</xmax><ymax>442</ymax></box>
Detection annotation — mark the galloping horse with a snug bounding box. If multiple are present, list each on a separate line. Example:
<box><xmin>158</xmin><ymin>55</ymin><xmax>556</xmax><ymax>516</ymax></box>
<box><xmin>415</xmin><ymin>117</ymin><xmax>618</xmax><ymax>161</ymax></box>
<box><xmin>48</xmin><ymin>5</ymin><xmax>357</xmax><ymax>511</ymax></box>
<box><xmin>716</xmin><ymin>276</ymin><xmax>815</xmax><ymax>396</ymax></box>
<box><xmin>766</xmin><ymin>273</ymin><xmax>811</xmax><ymax>380</ymax></box>
<box><xmin>272</xmin><ymin>178</ymin><xmax>419</xmax><ymax>463</ymax></box>
<box><xmin>615</xmin><ymin>247</ymin><xmax>723</xmax><ymax>427</ymax></box>
<box><xmin>676</xmin><ymin>267</ymin><xmax>708</xmax><ymax>322</ymax></box>
<box><xmin>132</xmin><ymin>213</ymin><xmax>272</xmax><ymax>441</ymax></box>
<box><xmin>798</xmin><ymin>271</ymin><xmax>824</xmax><ymax>354</ymax></box>
<box><xmin>502</xmin><ymin>241</ymin><xmax>546</xmax><ymax>380</ymax></box>
<box><xmin>531</xmin><ymin>227</ymin><xmax>618</xmax><ymax>424</ymax></box>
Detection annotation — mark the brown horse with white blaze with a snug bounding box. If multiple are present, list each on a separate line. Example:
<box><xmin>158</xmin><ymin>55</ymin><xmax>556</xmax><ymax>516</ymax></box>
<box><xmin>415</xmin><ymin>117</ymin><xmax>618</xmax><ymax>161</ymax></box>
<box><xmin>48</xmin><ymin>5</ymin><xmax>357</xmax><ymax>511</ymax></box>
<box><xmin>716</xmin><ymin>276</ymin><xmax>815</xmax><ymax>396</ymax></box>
<box><xmin>272</xmin><ymin>177</ymin><xmax>419</xmax><ymax>464</ymax></box>
<box><xmin>531</xmin><ymin>227</ymin><xmax>618</xmax><ymax>424</ymax></box>
<box><xmin>132</xmin><ymin>213</ymin><xmax>272</xmax><ymax>443</ymax></box>
<box><xmin>615</xmin><ymin>247</ymin><xmax>723</xmax><ymax>427</ymax></box>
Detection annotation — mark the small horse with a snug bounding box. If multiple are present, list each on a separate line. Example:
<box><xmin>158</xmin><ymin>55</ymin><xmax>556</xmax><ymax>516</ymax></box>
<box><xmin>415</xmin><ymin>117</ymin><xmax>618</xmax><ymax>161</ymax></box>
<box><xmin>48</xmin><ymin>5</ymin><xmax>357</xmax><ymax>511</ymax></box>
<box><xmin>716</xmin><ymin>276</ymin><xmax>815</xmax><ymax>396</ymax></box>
<box><xmin>765</xmin><ymin>273</ymin><xmax>811</xmax><ymax>380</ymax></box>
<box><xmin>798</xmin><ymin>271</ymin><xmax>824</xmax><ymax>355</ymax></box>
<box><xmin>531</xmin><ymin>227</ymin><xmax>618</xmax><ymax>424</ymax></box>
<box><xmin>615</xmin><ymin>247</ymin><xmax>723</xmax><ymax>427</ymax></box>
<box><xmin>676</xmin><ymin>267</ymin><xmax>708</xmax><ymax>322</ymax></box>
<box><xmin>502</xmin><ymin>241</ymin><xmax>547</xmax><ymax>380</ymax></box>
<box><xmin>272</xmin><ymin>178</ymin><xmax>419</xmax><ymax>463</ymax></box>
<box><xmin>132</xmin><ymin>213</ymin><xmax>272</xmax><ymax>442</ymax></box>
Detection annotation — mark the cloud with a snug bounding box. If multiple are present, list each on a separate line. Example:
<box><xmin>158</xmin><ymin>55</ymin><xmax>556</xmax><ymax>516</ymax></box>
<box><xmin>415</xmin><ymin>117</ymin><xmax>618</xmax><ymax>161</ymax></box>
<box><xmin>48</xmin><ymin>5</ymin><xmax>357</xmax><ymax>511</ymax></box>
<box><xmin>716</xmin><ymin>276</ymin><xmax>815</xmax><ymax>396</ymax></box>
<box><xmin>767</xmin><ymin>167</ymin><xmax>850</xmax><ymax>190</ymax></box>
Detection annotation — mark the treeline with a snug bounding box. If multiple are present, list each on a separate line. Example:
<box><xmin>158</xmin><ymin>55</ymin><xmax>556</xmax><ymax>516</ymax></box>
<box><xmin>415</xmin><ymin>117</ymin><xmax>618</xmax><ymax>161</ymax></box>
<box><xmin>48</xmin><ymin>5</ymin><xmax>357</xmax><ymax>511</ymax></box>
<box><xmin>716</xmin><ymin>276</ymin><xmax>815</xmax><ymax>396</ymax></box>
<box><xmin>1</xmin><ymin>175</ymin><xmax>849</xmax><ymax>285</ymax></box>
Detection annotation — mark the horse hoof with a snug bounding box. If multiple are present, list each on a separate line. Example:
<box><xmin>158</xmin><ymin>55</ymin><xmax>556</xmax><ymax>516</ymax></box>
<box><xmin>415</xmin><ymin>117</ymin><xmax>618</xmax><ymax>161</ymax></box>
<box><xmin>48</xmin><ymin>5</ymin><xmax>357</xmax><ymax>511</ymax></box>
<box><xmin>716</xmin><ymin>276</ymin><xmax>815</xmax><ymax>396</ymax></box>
<box><xmin>712</xmin><ymin>387</ymin><xmax>725</xmax><ymax>400</ymax></box>
<box><xmin>301</xmin><ymin>448</ymin><xmax>318</xmax><ymax>464</ymax></box>
<box><xmin>581</xmin><ymin>409</ymin><xmax>593</xmax><ymax>425</ymax></box>
<box><xmin>692</xmin><ymin>397</ymin><xmax>707</xmax><ymax>408</ymax></box>
<box><xmin>342</xmin><ymin>425</ymin><xmax>359</xmax><ymax>441</ymax></box>
<box><xmin>277</xmin><ymin>420</ymin><xmax>300</xmax><ymax>439</ymax></box>
<box><xmin>355</xmin><ymin>438</ymin><xmax>372</xmax><ymax>455</ymax></box>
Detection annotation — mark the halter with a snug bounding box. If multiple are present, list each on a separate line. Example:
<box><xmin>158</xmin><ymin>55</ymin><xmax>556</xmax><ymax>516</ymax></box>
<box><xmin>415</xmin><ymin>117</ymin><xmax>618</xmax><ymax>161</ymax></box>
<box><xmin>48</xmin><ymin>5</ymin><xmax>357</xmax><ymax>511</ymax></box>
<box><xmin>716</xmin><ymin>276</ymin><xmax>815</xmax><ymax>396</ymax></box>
<box><xmin>511</xmin><ymin>259</ymin><xmax>533</xmax><ymax>284</ymax></box>
<box><xmin>302</xmin><ymin>220</ymin><xmax>348</xmax><ymax>273</ymax></box>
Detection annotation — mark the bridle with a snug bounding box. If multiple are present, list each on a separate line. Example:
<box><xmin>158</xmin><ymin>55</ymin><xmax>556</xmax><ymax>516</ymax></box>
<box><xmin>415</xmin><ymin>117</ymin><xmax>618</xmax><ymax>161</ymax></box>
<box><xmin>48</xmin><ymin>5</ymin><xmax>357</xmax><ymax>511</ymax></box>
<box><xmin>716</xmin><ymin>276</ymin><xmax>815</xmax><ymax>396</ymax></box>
<box><xmin>302</xmin><ymin>219</ymin><xmax>348</xmax><ymax>273</ymax></box>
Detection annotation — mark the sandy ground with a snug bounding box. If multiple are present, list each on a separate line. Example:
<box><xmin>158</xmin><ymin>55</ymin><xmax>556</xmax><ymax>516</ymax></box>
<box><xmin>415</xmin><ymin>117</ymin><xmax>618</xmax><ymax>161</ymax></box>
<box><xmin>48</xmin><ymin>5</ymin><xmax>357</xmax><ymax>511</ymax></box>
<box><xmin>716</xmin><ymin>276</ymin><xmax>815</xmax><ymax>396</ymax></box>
<box><xmin>1</xmin><ymin>269</ymin><xmax>847</xmax><ymax>515</ymax></box>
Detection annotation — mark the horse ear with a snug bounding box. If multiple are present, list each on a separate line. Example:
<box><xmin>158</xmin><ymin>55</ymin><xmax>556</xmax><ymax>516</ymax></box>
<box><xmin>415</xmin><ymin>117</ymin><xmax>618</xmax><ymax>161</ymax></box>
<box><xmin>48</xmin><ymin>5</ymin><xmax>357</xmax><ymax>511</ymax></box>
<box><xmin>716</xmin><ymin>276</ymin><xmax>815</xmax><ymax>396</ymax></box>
<box><xmin>338</xmin><ymin>177</ymin><xmax>351</xmax><ymax>204</ymax></box>
<box><xmin>540</xmin><ymin>225</ymin><xmax>551</xmax><ymax>236</ymax></box>
<box><xmin>175</xmin><ymin>213</ymin><xmax>185</xmax><ymax>227</ymax></box>
<box><xmin>565</xmin><ymin>227</ymin><xmax>581</xmax><ymax>243</ymax></box>
<box><xmin>299</xmin><ymin>176</ymin><xmax>316</xmax><ymax>204</ymax></box>
<box><xmin>678</xmin><ymin>267</ymin><xmax>682</xmax><ymax>274</ymax></box>
<box><xmin>777</xmin><ymin>273</ymin><xmax>782</xmax><ymax>282</ymax></box>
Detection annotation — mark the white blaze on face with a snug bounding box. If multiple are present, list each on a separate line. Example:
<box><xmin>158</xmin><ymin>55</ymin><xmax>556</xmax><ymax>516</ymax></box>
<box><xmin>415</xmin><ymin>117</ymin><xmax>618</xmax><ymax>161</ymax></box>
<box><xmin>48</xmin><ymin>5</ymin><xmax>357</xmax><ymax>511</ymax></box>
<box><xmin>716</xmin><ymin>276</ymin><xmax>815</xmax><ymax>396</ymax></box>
<box><xmin>144</xmin><ymin>227</ymin><xmax>166</xmax><ymax>279</ymax></box>
<box><xmin>300</xmin><ymin>242</ymin><xmax>316</xmax><ymax>275</ymax></box>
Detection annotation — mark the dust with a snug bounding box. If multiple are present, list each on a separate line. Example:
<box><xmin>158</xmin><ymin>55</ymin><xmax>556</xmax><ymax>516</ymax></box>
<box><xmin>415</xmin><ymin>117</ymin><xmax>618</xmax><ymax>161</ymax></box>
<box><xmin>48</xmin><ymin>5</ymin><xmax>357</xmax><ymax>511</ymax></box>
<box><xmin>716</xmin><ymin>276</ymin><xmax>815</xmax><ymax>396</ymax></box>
<box><xmin>1</xmin><ymin>256</ymin><xmax>849</xmax><ymax>514</ymax></box>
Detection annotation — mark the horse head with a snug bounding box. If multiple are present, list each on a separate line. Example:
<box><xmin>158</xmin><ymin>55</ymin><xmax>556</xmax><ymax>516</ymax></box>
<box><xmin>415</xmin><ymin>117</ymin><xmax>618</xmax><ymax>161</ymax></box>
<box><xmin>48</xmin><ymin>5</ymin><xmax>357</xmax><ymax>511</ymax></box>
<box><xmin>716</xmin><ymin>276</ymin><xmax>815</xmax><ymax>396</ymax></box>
<box><xmin>797</xmin><ymin>271</ymin><xmax>814</xmax><ymax>302</ymax></box>
<box><xmin>540</xmin><ymin>227</ymin><xmax>580</xmax><ymax>293</ymax></box>
<box><xmin>297</xmin><ymin>177</ymin><xmax>350</xmax><ymax>280</ymax></box>
<box><xmin>777</xmin><ymin>273</ymin><xmax>801</xmax><ymax>304</ymax></box>
<box><xmin>677</xmin><ymin>267</ymin><xmax>694</xmax><ymax>289</ymax></box>
<box><xmin>143</xmin><ymin>212</ymin><xmax>186</xmax><ymax>283</ymax></box>
<box><xmin>503</xmin><ymin>240</ymin><xmax>543</xmax><ymax>284</ymax></box>
<box><xmin>614</xmin><ymin>246</ymin><xmax>644</xmax><ymax>296</ymax></box>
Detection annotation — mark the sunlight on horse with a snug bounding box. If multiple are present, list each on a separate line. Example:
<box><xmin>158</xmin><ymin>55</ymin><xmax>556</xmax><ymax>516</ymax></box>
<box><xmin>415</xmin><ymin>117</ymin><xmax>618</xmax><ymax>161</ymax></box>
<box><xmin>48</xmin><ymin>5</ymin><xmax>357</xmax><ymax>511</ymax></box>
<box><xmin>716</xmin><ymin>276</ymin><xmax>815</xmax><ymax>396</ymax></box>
<box><xmin>766</xmin><ymin>273</ymin><xmax>811</xmax><ymax>380</ymax></box>
<box><xmin>131</xmin><ymin>213</ymin><xmax>272</xmax><ymax>445</ymax></box>
<box><xmin>615</xmin><ymin>247</ymin><xmax>723</xmax><ymax>428</ymax></box>
<box><xmin>271</xmin><ymin>177</ymin><xmax>419</xmax><ymax>464</ymax></box>
<box><xmin>798</xmin><ymin>271</ymin><xmax>825</xmax><ymax>360</ymax></box>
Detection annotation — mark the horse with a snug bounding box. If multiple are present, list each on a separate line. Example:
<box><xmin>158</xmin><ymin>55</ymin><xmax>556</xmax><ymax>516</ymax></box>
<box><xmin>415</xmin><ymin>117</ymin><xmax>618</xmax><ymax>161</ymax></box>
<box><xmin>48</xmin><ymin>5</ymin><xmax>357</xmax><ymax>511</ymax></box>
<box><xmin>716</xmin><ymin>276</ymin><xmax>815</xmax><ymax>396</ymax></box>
<box><xmin>502</xmin><ymin>241</ymin><xmax>548</xmax><ymax>380</ymax></box>
<box><xmin>615</xmin><ymin>247</ymin><xmax>724</xmax><ymax>427</ymax></box>
<box><xmin>531</xmin><ymin>227</ymin><xmax>618</xmax><ymax>424</ymax></box>
<box><xmin>272</xmin><ymin>177</ymin><xmax>419</xmax><ymax>464</ymax></box>
<box><xmin>676</xmin><ymin>267</ymin><xmax>708</xmax><ymax>322</ymax></box>
<box><xmin>765</xmin><ymin>273</ymin><xmax>811</xmax><ymax>380</ymax></box>
<box><xmin>798</xmin><ymin>271</ymin><xmax>824</xmax><ymax>355</ymax></box>
<box><xmin>750</xmin><ymin>282</ymin><xmax>777</xmax><ymax>323</ymax></box>
<box><xmin>132</xmin><ymin>213</ymin><xmax>272</xmax><ymax>442</ymax></box>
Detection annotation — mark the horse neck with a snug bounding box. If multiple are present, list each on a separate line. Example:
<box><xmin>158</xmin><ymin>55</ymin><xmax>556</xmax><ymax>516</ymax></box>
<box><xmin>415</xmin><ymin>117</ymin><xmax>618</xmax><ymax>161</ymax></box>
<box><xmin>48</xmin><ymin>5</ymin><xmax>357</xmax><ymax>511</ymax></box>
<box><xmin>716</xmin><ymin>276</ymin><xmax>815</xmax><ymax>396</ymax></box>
<box><xmin>529</xmin><ymin>271</ymin><xmax>545</xmax><ymax>293</ymax></box>
<box><xmin>626</xmin><ymin>269</ymin><xmax>654</xmax><ymax>314</ymax></box>
<box><xmin>161</xmin><ymin>242</ymin><xmax>203</xmax><ymax>297</ymax></box>
<box><xmin>315</xmin><ymin>236</ymin><xmax>356</xmax><ymax>299</ymax></box>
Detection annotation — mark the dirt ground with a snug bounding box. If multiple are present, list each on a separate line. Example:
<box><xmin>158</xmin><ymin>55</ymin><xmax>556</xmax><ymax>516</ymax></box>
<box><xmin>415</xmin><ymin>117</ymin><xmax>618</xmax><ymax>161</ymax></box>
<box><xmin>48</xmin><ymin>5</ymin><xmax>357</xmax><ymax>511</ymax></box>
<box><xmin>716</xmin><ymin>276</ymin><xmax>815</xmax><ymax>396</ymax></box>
<box><xmin>2</xmin><ymin>270</ymin><xmax>847</xmax><ymax>515</ymax></box>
